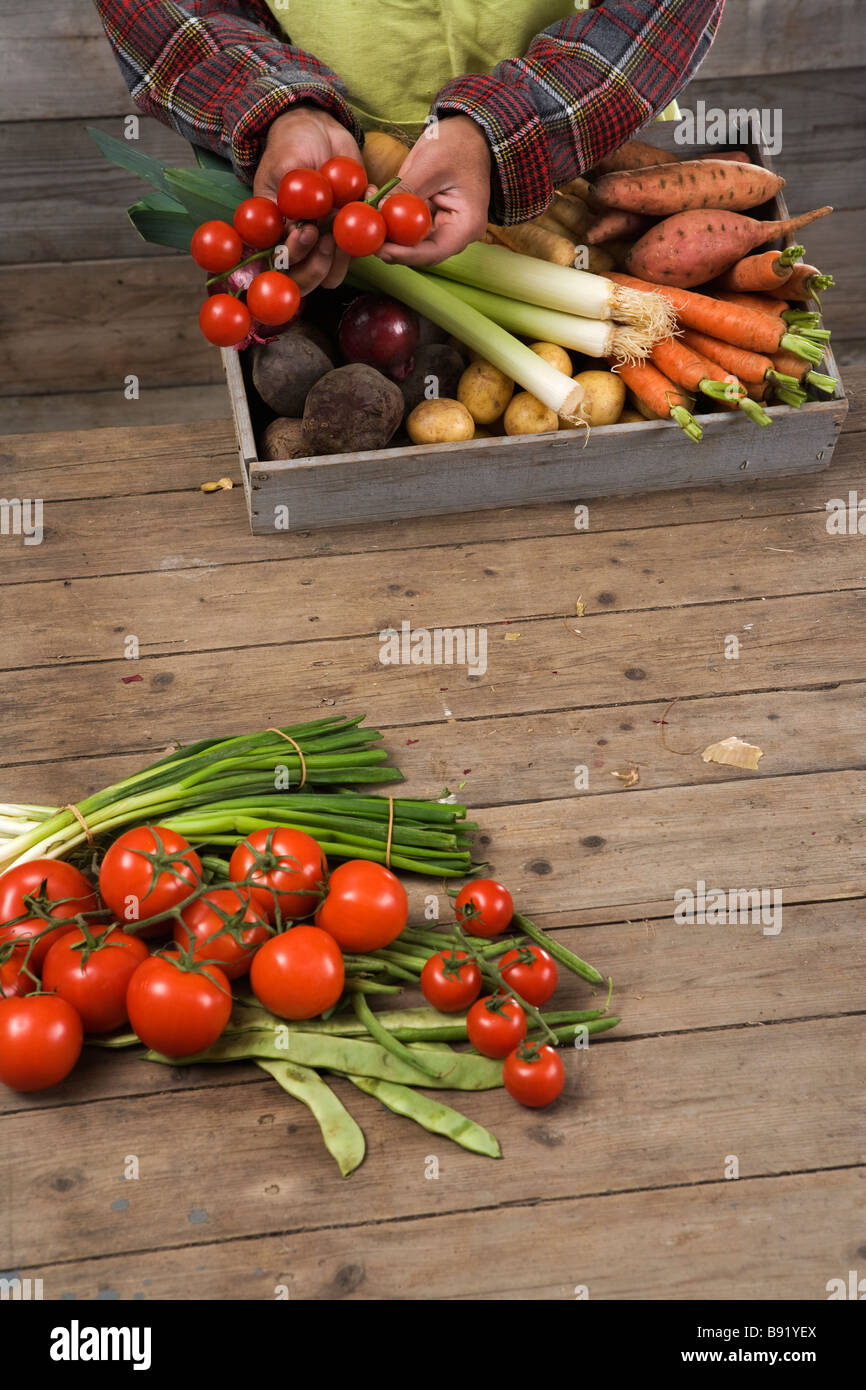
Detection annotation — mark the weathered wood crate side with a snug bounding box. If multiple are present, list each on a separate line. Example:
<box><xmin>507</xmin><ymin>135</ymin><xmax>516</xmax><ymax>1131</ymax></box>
<box><xmin>222</xmin><ymin>141</ymin><xmax>847</xmax><ymax>535</ymax></box>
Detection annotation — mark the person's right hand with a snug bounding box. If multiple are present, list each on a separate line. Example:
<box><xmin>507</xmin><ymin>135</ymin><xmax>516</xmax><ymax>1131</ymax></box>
<box><xmin>254</xmin><ymin>107</ymin><xmax>366</xmax><ymax>294</ymax></box>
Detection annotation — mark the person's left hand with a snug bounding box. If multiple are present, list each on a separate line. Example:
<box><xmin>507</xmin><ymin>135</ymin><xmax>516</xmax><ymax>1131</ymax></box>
<box><xmin>379</xmin><ymin>115</ymin><xmax>492</xmax><ymax>266</ymax></box>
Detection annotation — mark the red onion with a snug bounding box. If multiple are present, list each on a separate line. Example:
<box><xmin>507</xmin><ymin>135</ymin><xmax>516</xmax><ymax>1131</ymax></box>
<box><xmin>338</xmin><ymin>294</ymin><xmax>419</xmax><ymax>380</ymax></box>
<box><xmin>208</xmin><ymin>256</ymin><xmax>269</xmax><ymax>297</ymax></box>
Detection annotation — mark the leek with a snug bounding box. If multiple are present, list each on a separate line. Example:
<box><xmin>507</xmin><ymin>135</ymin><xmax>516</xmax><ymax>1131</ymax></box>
<box><xmin>424</xmin><ymin>241</ymin><xmax>674</xmax><ymax>340</ymax></box>
<box><xmin>431</xmin><ymin>278</ymin><xmax>652</xmax><ymax>363</ymax></box>
<box><xmin>348</xmin><ymin>257</ymin><xmax>586</xmax><ymax>421</ymax></box>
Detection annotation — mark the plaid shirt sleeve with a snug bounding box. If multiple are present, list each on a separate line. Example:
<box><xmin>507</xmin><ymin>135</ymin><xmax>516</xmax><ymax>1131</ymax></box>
<box><xmin>93</xmin><ymin>0</ymin><xmax>363</xmax><ymax>182</ymax></box>
<box><xmin>432</xmin><ymin>0</ymin><xmax>726</xmax><ymax>224</ymax></box>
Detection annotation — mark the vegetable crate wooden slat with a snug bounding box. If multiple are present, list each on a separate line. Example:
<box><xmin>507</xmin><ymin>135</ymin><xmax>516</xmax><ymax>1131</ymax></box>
<box><xmin>222</xmin><ymin>142</ymin><xmax>848</xmax><ymax>535</ymax></box>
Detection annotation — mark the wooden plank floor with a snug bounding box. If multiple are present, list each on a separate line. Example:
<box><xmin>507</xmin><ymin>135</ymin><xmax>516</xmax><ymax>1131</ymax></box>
<box><xmin>1</xmin><ymin>376</ymin><xmax>864</xmax><ymax>1301</ymax></box>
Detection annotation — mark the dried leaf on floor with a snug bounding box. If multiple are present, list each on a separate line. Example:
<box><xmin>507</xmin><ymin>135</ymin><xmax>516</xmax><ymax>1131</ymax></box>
<box><xmin>701</xmin><ymin>735</ymin><xmax>764</xmax><ymax>770</ymax></box>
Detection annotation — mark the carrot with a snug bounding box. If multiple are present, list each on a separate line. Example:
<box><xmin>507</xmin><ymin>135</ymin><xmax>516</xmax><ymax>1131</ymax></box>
<box><xmin>651</xmin><ymin>337</ymin><xmax>771</xmax><ymax>425</ymax></box>
<box><xmin>593</xmin><ymin>160</ymin><xmax>784</xmax><ymax>215</ymax></box>
<box><xmin>625</xmin><ymin>205</ymin><xmax>833</xmax><ymax>288</ymax></box>
<box><xmin>586</xmin><ymin>209</ymin><xmax>651</xmax><ymax>244</ymax></box>
<box><xmin>766</xmin><ymin>263</ymin><xmax>835</xmax><ymax>301</ymax></box>
<box><xmin>771</xmin><ymin>350</ymin><xmax>837</xmax><ymax>396</ymax></box>
<box><xmin>593</xmin><ymin>139</ymin><xmax>681</xmax><ymax>175</ymax></box>
<box><xmin>714</xmin><ymin>289</ymin><xmax>825</xmax><ymax>333</ymax></box>
<box><xmin>680</xmin><ymin>328</ymin><xmax>807</xmax><ymax>404</ymax></box>
<box><xmin>609</xmin><ymin>358</ymin><xmax>702</xmax><ymax>441</ymax></box>
<box><xmin>605</xmin><ymin>272</ymin><xmax>828</xmax><ymax>364</ymax></box>
<box><xmin>715</xmin><ymin>244</ymin><xmax>803</xmax><ymax>293</ymax></box>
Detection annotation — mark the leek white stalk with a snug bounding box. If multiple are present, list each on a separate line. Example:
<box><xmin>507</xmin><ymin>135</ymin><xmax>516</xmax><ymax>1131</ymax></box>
<box><xmin>348</xmin><ymin>258</ymin><xmax>585</xmax><ymax>422</ymax></box>
<box><xmin>432</xmin><ymin>279</ymin><xmax>651</xmax><ymax>363</ymax></box>
<box><xmin>425</xmin><ymin>241</ymin><xmax>674</xmax><ymax>340</ymax></box>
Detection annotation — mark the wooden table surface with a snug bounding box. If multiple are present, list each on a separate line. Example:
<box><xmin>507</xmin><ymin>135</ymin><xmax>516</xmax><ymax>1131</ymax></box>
<box><xmin>1</xmin><ymin>375</ymin><xmax>864</xmax><ymax>1301</ymax></box>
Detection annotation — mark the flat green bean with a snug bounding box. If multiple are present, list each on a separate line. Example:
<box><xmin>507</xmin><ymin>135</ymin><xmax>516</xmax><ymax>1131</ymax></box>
<box><xmin>257</xmin><ymin>1059</ymin><xmax>365</xmax><ymax>1177</ymax></box>
<box><xmin>145</xmin><ymin>1028</ymin><xmax>503</xmax><ymax>1090</ymax></box>
<box><xmin>348</xmin><ymin>1075</ymin><xmax>501</xmax><ymax>1159</ymax></box>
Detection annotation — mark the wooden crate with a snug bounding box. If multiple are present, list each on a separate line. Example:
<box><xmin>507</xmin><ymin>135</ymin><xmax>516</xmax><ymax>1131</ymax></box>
<box><xmin>222</xmin><ymin>144</ymin><xmax>848</xmax><ymax>535</ymax></box>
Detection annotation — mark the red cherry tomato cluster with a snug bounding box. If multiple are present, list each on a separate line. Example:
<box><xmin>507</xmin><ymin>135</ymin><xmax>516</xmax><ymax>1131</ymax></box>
<box><xmin>0</xmin><ymin>845</ymin><xmax>566</xmax><ymax>1112</ymax></box>
<box><xmin>190</xmin><ymin>158</ymin><xmax>430</xmax><ymax>347</ymax></box>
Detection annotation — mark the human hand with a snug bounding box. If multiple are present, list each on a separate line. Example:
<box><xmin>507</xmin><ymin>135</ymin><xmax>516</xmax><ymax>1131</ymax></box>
<box><xmin>254</xmin><ymin>107</ymin><xmax>367</xmax><ymax>292</ymax></box>
<box><xmin>379</xmin><ymin>115</ymin><xmax>492</xmax><ymax>267</ymax></box>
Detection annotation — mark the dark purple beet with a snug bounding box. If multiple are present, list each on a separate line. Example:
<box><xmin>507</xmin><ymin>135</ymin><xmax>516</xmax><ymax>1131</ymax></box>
<box><xmin>338</xmin><ymin>294</ymin><xmax>419</xmax><ymax>380</ymax></box>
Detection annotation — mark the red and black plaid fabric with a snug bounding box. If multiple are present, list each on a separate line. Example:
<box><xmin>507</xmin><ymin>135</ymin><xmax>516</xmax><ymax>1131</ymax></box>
<box><xmin>94</xmin><ymin>0</ymin><xmax>724</xmax><ymax>224</ymax></box>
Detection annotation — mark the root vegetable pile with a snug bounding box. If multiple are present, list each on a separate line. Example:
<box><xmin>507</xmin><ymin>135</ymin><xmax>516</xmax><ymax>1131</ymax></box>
<box><xmin>0</xmin><ymin>719</ymin><xmax>618</xmax><ymax>1170</ymax></box>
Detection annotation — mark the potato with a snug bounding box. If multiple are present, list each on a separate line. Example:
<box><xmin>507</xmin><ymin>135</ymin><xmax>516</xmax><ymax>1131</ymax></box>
<box><xmin>399</xmin><ymin>345</ymin><xmax>466</xmax><ymax>416</ymax></box>
<box><xmin>618</xmin><ymin>406</ymin><xmax>645</xmax><ymax>423</ymax></box>
<box><xmin>406</xmin><ymin>398</ymin><xmax>475</xmax><ymax>445</ymax></box>
<box><xmin>529</xmin><ymin>341</ymin><xmax>573</xmax><ymax>375</ymax></box>
<box><xmin>259</xmin><ymin>417</ymin><xmax>308</xmax><ymax>461</ymax></box>
<box><xmin>302</xmin><ymin>364</ymin><xmax>404</xmax><ymax>454</ymax></box>
<box><xmin>458</xmin><ymin>360</ymin><xmax>514</xmax><ymax>424</ymax></box>
<box><xmin>504</xmin><ymin>392</ymin><xmax>559</xmax><ymax>436</ymax></box>
<box><xmin>573</xmin><ymin>369</ymin><xmax>626</xmax><ymax>426</ymax></box>
<box><xmin>251</xmin><ymin>324</ymin><xmax>334</xmax><ymax>417</ymax></box>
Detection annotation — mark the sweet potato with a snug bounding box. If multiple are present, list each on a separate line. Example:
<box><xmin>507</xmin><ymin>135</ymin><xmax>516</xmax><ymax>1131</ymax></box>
<box><xmin>593</xmin><ymin>159</ymin><xmax>784</xmax><ymax>215</ymax></box>
<box><xmin>586</xmin><ymin>209</ymin><xmax>651</xmax><ymax>244</ymax></box>
<box><xmin>593</xmin><ymin>139</ymin><xmax>680</xmax><ymax>174</ymax></box>
<box><xmin>625</xmin><ymin>206</ymin><xmax>833</xmax><ymax>288</ymax></box>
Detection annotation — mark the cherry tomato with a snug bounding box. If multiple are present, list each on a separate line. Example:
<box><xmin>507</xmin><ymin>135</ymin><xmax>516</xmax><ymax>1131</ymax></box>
<box><xmin>333</xmin><ymin>202</ymin><xmax>387</xmax><ymax>257</ymax></box>
<box><xmin>466</xmin><ymin>993</ymin><xmax>527</xmax><ymax>1058</ymax></box>
<box><xmin>190</xmin><ymin>220</ymin><xmax>243</xmax><ymax>273</ymax></box>
<box><xmin>503</xmin><ymin>1042</ymin><xmax>565</xmax><ymax>1108</ymax></box>
<box><xmin>455</xmin><ymin>879</ymin><xmax>514</xmax><ymax>937</ymax></box>
<box><xmin>277</xmin><ymin>168</ymin><xmax>334</xmax><ymax>221</ymax></box>
<box><xmin>420</xmin><ymin>948</ymin><xmax>481</xmax><ymax>1013</ymax></box>
<box><xmin>99</xmin><ymin>826</ymin><xmax>202</xmax><ymax>938</ymax></box>
<box><xmin>382</xmin><ymin>192</ymin><xmax>432</xmax><ymax>247</ymax></box>
<box><xmin>174</xmin><ymin>887</ymin><xmax>269</xmax><ymax>980</ymax></box>
<box><xmin>499</xmin><ymin>943</ymin><xmax>558</xmax><ymax>1006</ymax></box>
<box><xmin>315</xmin><ymin>860</ymin><xmax>407</xmax><ymax>952</ymax></box>
<box><xmin>319</xmin><ymin>156</ymin><xmax>367</xmax><ymax>207</ymax></box>
<box><xmin>0</xmin><ymin>859</ymin><xmax>98</xmax><ymax>969</ymax></box>
<box><xmin>0</xmin><ymin>994</ymin><xmax>83</xmax><ymax>1091</ymax></box>
<box><xmin>250</xmin><ymin>925</ymin><xmax>344</xmax><ymax>1020</ymax></box>
<box><xmin>126</xmin><ymin>951</ymin><xmax>232</xmax><ymax>1057</ymax></box>
<box><xmin>42</xmin><ymin>927</ymin><xmax>148</xmax><ymax>1034</ymax></box>
<box><xmin>229</xmin><ymin>827</ymin><xmax>327</xmax><ymax>923</ymax></box>
<box><xmin>0</xmin><ymin>946</ymin><xmax>35</xmax><ymax>1000</ymax></box>
<box><xmin>199</xmin><ymin>294</ymin><xmax>252</xmax><ymax>347</ymax></box>
<box><xmin>246</xmin><ymin>270</ymin><xmax>301</xmax><ymax>326</ymax></box>
<box><xmin>232</xmin><ymin>196</ymin><xmax>284</xmax><ymax>250</ymax></box>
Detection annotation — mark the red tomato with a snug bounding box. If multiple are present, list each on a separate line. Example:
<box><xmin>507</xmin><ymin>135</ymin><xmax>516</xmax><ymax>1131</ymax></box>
<box><xmin>420</xmin><ymin>948</ymin><xmax>481</xmax><ymax>1013</ymax></box>
<box><xmin>319</xmin><ymin>156</ymin><xmax>367</xmax><ymax>207</ymax></box>
<box><xmin>250</xmin><ymin>926</ymin><xmax>344</xmax><ymax>1021</ymax></box>
<box><xmin>382</xmin><ymin>192</ymin><xmax>432</xmax><ymax>247</ymax></box>
<box><xmin>99</xmin><ymin>826</ymin><xmax>202</xmax><ymax>938</ymax></box>
<box><xmin>232</xmin><ymin>196</ymin><xmax>284</xmax><ymax>250</ymax></box>
<box><xmin>0</xmin><ymin>859</ymin><xmax>98</xmax><ymax>969</ymax></box>
<box><xmin>0</xmin><ymin>994</ymin><xmax>83</xmax><ymax>1091</ymax></box>
<box><xmin>503</xmin><ymin>1042</ymin><xmax>565</xmax><ymax>1108</ymax></box>
<box><xmin>0</xmin><ymin>946</ymin><xmax>35</xmax><ymax>1000</ymax></box>
<box><xmin>126</xmin><ymin>952</ymin><xmax>232</xmax><ymax>1057</ymax></box>
<box><xmin>229</xmin><ymin>827</ymin><xmax>327</xmax><ymax>923</ymax></box>
<box><xmin>174</xmin><ymin>887</ymin><xmax>269</xmax><ymax>980</ymax></box>
<box><xmin>277</xmin><ymin>168</ymin><xmax>334</xmax><ymax>221</ymax></box>
<box><xmin>315</xmin><ymin>860</ymin><xmax>407</xmax><ymax>952</ymax></box>
<box><xmin>333</xmin><ymin>202</ymin><xmax>387</xmax><ymax>257</ymax></box>
<box><xmin>499</xmin><ymin>944</ymin><xmax>558</xmax><ymax>1006</ymax></box>
<box><xmin>246</xmin><ymin>270</ymin><xmax>301</xmax><ymax>326</ymax></box>
<box><xmin>42</xmin><ymin>927</ymin><xmax>148</xmax><ymax>1034</ymax></box>
<box><xmin>466</xmin><ymin>994</ymin><xmax>527</xmax><ymax>1058</ymax></box>
<box><xmin>455</xmin><ymin>879</ymin><xmax>514</xmax><ymax>937</ymax></box>
<box><xmin>190</xmin><ymin>220</ymin><xmax>243</xmax><ymax>273</ymax></box>
<box><xmin>199</xmin><ymin>294</ymin><xmax>252</xmax><ymax>347</ymax></box>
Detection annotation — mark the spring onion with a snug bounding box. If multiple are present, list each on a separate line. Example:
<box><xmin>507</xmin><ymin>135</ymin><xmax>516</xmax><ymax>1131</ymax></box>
<box><xmin>348</xmin><ymin>256</ymin><xmax>586</xmax><ymax>422</ymax></box>
<box><xmin>424</xmin><ymin>241</ymin><xmax>675</xmax><ymax>339</ymax></box>
<box><xmin>431</xmin><ymin>278</ymin><xmax>652</xmax><ymax>363</ymax></box>
<box><xmin>0</xmin><ymin>716</ymin><xmax>476</xmax><ymax>877</ymax></box>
